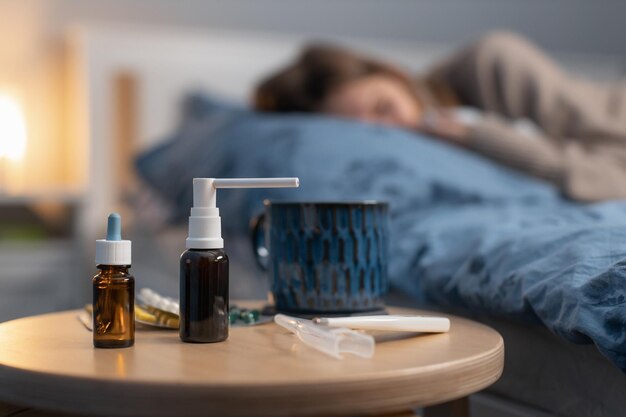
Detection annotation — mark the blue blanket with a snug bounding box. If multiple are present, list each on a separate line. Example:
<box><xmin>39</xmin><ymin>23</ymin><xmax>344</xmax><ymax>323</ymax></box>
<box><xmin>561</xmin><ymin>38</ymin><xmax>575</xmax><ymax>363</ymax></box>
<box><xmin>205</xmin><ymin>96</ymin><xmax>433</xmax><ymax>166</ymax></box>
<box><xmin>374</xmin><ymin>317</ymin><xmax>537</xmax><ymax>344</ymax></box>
<box><xmin>137</xmin><ymin>94</ymin><xmax>626</xmax><ymax>370</ymax></box>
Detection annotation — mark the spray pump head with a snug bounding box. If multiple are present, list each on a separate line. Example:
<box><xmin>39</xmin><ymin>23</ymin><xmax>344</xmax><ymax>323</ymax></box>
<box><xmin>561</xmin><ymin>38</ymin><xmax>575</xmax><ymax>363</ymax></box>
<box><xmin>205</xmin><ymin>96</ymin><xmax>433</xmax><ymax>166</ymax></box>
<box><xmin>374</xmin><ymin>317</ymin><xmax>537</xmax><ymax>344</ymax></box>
<box><xmin>186</xmin><ymin>178</ymin><xmax>300</xmax><ymax>249</ymax></box>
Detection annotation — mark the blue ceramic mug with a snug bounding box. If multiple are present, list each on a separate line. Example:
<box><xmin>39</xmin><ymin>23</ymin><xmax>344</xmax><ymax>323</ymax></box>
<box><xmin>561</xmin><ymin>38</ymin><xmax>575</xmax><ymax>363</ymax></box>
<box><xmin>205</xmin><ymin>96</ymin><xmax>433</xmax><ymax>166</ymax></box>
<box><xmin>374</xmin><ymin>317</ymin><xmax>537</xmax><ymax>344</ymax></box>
<box><xmin>251</xmin><ymin>201</ymin><xmax>389</xmax><ymax>314</ymax></box>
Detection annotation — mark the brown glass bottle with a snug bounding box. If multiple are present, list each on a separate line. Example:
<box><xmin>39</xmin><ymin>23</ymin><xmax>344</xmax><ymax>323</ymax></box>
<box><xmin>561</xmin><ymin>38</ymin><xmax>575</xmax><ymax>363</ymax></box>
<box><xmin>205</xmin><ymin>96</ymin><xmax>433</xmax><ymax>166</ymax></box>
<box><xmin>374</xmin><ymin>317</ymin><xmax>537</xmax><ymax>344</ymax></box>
<box><xmin>93</xmin><ymin>265</ymin><xmax>135</xmax><ymax>348</ymax></box>
<box><xmin>179</xmin><ymin>249</ymin><xmax>229</xmax><ymax>343</ymax></box>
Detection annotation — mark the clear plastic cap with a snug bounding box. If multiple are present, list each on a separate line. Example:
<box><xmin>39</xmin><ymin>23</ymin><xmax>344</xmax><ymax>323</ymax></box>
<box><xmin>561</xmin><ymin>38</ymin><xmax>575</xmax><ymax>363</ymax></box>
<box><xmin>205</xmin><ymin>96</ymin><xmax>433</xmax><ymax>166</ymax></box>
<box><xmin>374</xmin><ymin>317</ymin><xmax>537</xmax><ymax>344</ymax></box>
<box><xmin>274</xmin><ymin>314</ymin><xmax>375</xmax><ymax>359</ymax></box>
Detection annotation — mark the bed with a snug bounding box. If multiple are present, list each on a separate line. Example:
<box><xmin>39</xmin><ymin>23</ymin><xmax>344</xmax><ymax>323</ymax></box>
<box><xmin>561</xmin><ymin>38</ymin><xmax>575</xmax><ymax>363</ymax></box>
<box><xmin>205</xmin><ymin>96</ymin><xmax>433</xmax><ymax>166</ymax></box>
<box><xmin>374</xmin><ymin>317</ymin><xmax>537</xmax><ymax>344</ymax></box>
<box><xmin>67</xmin><ymin>23</ymin><xmax>626</xmax><ymax>417</ymax></box>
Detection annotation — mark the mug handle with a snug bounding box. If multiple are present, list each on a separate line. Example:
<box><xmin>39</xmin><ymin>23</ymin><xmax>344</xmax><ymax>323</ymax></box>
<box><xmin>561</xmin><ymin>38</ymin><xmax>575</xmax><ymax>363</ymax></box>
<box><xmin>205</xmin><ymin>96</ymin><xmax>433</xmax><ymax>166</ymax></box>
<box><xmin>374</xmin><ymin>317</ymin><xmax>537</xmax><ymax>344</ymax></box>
<box><xmin>250</xmin><ymin>213</ymin><xmax>270</xmax><ymax>271</ymax></box>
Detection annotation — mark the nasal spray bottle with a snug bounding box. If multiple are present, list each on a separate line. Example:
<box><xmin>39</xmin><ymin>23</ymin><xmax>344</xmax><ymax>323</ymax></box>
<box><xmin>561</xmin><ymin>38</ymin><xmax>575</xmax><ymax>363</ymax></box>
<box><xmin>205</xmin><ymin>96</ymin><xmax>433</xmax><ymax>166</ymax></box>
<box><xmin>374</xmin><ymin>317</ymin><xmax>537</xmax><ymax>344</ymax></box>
<box><xmin>93</xmin><ymin>213</ymin><xmax>134</xmax><ymax>348</ymax></box>
<box><xmin>180</xmin><ymin>178</ymin><xmax>300</xmax><ymax>343</ymax></box>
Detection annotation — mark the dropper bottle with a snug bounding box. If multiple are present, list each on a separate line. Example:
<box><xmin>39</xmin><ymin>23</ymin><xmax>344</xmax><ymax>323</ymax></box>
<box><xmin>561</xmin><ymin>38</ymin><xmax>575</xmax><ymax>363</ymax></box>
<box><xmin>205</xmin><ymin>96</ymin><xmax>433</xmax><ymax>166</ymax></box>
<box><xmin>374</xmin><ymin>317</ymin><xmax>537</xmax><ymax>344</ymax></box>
<box><xmin>180</xmin><ymin>178</ymin><xmax>299</xmax><ymax>343</ymax></box>
<box><xmin>93</xmin><ymin>213</ymin><xmax>135</xmax><ymax>348</ymax></box>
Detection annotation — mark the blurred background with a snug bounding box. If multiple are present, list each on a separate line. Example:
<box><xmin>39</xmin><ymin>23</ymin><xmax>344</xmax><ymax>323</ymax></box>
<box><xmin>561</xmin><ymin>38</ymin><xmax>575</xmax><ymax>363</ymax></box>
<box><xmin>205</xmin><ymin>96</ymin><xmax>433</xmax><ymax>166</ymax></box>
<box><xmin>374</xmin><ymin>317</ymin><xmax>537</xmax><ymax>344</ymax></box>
<box><xmin>1</xmin><ymin>0</ymin><xmax>626</xmax><ymax>322</ymax></box>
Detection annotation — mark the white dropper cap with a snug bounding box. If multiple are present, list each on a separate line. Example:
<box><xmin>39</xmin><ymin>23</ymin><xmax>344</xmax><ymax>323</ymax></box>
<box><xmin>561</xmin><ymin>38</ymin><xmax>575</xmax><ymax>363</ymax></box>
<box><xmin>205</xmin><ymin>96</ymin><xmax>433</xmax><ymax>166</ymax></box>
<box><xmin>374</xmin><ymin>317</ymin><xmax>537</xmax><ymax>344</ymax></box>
<box><xmin>186</xmin><ymin>178</ymin><xmax>300</xmax><ymax>249</ymax></box>
<box><xmin>95</xmin><ymin>213</ymin><xmax>132</xmax><ymax>265</ymax></box>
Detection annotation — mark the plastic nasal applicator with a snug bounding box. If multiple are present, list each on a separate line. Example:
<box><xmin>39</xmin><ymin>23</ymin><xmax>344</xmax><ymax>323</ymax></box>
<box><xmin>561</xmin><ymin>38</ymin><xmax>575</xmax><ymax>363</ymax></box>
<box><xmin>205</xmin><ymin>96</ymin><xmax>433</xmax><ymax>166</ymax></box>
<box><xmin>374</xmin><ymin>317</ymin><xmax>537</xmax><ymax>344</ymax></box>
<box><xmin>185</xmin><ymin>177</ymin><xmax>300</xmax><ymax>249</ymax></box>
<box><xmin>274</xmin><ymin>314</ymin><xmax>375</xmax><ymax>359</ymax></box>
<box><xmin>313</xmin><ymin>315</ymin><xmax>451</xmax><ymax>333</ymax></box>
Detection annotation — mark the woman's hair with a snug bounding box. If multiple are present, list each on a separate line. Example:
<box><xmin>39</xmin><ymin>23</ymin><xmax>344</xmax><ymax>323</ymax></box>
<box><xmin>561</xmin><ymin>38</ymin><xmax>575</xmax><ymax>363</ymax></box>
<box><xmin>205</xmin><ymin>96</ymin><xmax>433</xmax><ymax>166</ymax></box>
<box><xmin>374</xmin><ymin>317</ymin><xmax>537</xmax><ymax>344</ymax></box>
<box><xmin>253</xmin><ymin>43</ymin><xmax>429</xmax><ymax>112</ymax></box>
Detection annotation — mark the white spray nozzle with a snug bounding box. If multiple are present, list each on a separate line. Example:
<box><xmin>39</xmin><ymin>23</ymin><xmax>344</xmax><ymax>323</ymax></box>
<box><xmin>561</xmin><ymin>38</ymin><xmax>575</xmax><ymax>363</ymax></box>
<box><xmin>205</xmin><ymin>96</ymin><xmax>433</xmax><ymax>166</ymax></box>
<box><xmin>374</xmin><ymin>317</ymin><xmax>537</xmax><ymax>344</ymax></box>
<box><xmin>193</xmin><ymin>178</ymin><xmax>300</xmax><ymax>209</ymax></box>
<box><xmin>187</xmin><ymin>177</ymin><xmax>300</xmax><ymax>249</ymax></box>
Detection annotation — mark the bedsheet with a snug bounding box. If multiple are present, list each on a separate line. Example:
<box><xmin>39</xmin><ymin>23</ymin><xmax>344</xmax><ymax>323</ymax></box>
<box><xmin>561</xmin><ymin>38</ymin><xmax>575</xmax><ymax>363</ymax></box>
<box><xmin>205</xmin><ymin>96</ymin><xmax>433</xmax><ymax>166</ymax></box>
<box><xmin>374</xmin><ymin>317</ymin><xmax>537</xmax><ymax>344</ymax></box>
<box><xmin>136</xmin><ymin>94</ymin><xmax>626</xmax><ymax>370</ymax></box>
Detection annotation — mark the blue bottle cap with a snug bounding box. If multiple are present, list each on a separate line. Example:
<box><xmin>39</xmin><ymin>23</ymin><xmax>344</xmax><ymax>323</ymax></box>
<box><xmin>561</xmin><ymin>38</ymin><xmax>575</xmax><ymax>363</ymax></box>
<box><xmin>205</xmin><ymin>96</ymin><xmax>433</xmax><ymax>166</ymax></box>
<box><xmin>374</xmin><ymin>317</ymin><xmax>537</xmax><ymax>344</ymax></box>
<box><xmin>106</xmin><ymin>213</ymin><xmax>122</xmax><ymax>241</ymax></box>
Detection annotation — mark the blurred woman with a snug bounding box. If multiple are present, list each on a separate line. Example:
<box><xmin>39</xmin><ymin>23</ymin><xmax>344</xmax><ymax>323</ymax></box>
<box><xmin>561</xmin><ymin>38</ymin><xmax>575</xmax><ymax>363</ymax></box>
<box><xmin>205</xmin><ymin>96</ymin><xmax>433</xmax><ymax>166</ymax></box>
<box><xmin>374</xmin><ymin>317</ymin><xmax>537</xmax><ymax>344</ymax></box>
<box><xmin>254</xmin><ymin>32</ymin><xmax>626</xmax><ymax>201</ymax></box>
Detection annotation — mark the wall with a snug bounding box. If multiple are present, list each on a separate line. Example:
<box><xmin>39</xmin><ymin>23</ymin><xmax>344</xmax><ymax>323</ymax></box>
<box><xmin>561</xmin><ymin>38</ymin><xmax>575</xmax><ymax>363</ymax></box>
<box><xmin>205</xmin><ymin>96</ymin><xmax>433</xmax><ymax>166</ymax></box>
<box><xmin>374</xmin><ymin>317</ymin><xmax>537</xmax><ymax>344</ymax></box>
<box><xmin>0</xmin><ymin>0</ymin><xmax>624</xmax><ymax>194</ymax></box>
<box><xmin>39</xmin><ymin>0</ymin><xmax>626</xmax><ymax>56</ymax></box>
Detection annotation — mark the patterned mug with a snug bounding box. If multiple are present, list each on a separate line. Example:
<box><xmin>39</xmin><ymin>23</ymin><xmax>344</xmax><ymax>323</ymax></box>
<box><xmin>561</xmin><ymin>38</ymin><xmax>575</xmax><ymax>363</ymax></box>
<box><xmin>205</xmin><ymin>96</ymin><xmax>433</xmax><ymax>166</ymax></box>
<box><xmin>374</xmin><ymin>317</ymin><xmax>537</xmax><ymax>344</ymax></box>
<box><xmin>251</xmin><ymin>201</ymin><xmax>389</xmax><ymax>314</ymax></box>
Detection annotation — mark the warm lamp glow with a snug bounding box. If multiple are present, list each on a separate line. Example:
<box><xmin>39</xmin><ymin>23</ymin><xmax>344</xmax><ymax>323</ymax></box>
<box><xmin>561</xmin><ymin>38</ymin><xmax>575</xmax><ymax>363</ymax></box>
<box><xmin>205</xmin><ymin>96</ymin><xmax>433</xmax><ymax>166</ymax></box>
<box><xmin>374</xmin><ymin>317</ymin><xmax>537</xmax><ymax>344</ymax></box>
<box><xmin>0</xmin><ymin>94</ymin><xmax>27</xmax><ymax>162</ymax></box>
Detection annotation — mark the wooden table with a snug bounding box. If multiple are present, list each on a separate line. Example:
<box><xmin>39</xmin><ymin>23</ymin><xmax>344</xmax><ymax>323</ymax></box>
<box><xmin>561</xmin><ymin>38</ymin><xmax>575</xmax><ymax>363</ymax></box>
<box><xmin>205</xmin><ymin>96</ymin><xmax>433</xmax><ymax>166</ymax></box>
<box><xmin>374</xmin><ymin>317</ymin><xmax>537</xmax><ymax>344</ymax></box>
<box><xmin>0</xmin><ymin>305</ymin><xmax>503</xmax><ymax>417</ymax></box>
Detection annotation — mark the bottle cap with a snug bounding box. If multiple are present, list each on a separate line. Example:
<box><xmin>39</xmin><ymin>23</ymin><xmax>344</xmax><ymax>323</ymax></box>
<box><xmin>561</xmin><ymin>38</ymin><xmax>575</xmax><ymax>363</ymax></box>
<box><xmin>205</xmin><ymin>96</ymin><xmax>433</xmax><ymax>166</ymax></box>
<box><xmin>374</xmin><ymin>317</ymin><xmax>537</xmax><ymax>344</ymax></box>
<box><xmin>186</xmin><ymin>178</ymin><xmax>299</xmax><ymax>249</ymax></box>
<box><xmin>95</xmin><ymin>213</ymin><xmax>132</xmax><ymax>265</ymax></box>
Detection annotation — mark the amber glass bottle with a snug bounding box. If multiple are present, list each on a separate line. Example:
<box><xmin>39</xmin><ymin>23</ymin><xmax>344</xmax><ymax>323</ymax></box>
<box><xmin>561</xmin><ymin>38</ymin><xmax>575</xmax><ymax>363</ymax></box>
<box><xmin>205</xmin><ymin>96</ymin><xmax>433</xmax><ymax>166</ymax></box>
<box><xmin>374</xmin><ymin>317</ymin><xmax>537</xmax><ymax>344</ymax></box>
<box><xmin>93</xmin><ymin>265</ymin><xmax>135</xmax><ymax>348</ymax></box>
<box><xmin>179</xmin><ymin>249</ymin><xmax>229</xmax><ymax>343</ymax></box>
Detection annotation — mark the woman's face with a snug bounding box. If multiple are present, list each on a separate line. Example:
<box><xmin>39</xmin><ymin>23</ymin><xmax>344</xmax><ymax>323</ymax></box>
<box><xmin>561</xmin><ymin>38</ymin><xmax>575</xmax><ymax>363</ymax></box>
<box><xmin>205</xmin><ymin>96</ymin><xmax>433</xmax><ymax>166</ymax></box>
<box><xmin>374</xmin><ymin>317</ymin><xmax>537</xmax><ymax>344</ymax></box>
<box><xmin>321</xmin><ymin>74</ymin><xmax>422</xmax><ymax>129</ymax></box>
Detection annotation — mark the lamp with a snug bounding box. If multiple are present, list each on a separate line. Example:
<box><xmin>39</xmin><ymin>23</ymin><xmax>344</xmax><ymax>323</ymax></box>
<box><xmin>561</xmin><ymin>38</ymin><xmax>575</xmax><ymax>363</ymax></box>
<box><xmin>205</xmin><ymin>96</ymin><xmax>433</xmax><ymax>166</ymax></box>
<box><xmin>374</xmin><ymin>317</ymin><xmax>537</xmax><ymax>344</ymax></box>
<box><xmin>0</xmin><ymin>93</ymin><xmax>27</xmax><ymax>194</ymax></box>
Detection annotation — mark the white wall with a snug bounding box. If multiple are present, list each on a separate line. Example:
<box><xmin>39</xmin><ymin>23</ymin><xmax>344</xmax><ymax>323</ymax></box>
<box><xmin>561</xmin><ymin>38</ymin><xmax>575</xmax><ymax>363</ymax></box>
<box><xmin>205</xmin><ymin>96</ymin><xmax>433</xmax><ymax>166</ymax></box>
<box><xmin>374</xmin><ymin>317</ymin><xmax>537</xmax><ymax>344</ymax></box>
<box><xmin>35</xmin><ymin>0</ymin><xmax>626</xmax><ymax>57</ymax></box>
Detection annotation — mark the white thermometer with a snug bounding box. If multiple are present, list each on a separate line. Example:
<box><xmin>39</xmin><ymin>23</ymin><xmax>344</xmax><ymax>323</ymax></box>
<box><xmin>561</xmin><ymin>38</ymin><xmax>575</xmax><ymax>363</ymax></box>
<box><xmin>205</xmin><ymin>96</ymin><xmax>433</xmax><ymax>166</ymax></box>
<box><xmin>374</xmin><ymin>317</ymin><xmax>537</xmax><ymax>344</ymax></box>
<box><xmin>313</xmin><ymin>315</ymin><xmax>450</xmax><ymax>333</ymax></box>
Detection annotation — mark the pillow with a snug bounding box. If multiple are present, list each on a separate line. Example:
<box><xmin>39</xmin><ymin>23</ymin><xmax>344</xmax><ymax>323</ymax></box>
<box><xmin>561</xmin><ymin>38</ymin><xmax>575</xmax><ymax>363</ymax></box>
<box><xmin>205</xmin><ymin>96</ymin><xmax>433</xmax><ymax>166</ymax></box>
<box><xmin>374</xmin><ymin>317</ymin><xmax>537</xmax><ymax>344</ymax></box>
<box><xmin>136</xmin><ymin>92</ymin><xmax>558</xmax><ymax>232</ymax></box>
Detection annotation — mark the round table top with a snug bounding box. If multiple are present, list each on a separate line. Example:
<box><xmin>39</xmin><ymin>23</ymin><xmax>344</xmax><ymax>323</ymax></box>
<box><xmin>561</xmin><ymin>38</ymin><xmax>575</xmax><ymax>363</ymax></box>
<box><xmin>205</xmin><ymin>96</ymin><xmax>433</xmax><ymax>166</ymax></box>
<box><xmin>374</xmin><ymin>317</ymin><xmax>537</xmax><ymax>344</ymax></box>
<box><xmin>0</xmin><ymin>305</ymin><xmax>503</xmax><ymax>417</ymax></box>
